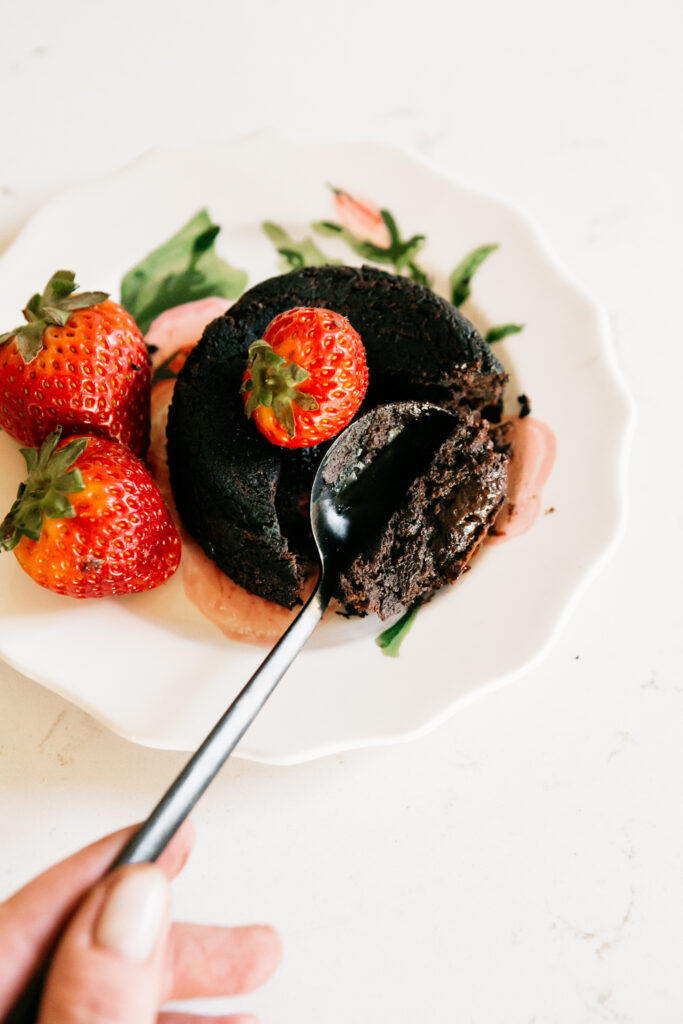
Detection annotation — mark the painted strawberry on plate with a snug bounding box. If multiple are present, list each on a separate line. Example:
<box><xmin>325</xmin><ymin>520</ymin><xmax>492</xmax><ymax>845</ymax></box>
<box><xmin>331</xmin><ymin>186</ymin><xmax>392</xmax><ymax>248</ymax></box>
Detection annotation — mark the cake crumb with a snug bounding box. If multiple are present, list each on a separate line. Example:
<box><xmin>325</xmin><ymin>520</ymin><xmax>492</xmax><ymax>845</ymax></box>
<box><xmin>544</xmin><ymin>506</ymin><xmax>555</xmax><ymax>515</ymax></box>
<box><xmin>517</xmin><ymin>393</ymin><xmax>531</xmax><ymax>418</ymax></box>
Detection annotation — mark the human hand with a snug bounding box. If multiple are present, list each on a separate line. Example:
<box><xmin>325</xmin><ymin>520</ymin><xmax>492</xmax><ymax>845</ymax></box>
<box><xmin>0</xmin><ymin>820</ymin><xmax>281</xmax><ymax>1023</ymax></box>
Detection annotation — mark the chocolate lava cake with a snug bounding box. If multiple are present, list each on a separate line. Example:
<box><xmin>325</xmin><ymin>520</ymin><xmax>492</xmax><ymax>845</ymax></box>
<box><xmin>166</xmin><ymin>264</ymin><xmax>509</xmax><ymax>614</ymax></box>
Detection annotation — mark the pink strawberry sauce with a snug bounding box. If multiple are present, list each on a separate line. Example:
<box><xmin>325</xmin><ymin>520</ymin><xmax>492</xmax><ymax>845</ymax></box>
<box><xmin>146</xmin><ymin>299</ymin><xmax>310</xmax><ymax>647</ymax></box>
<box><xmin>487</xmin><ymin>415</ymin><xmax>556</xmax><ymax>545</ymax></box>
<box><xmin>146</xmin><ymin>301</ymin><xmax>555</xmax><ymax>644</ymax></box>
<box><xmin>150</xmin><ymin>391</ymin><xmax>309</xmax><ymax>646</ymax></box>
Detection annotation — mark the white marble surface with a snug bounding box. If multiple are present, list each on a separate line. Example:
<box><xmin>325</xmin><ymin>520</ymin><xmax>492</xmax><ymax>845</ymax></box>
<box><xmin>0</xmin><ymin>1</ymin><xmax>681</xmax><ymax>1021</ymax></box>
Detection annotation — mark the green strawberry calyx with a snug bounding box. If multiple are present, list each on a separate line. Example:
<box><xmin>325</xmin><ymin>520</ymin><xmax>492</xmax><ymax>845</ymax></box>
<box><xmin>0</xmin><ymin>270</ymin><xmax>109</xmax><ymax>364</ymax></box>
<box><xmin>240</xmin><ymin>339</ymin><xmax>319</xmax><ymax>438</ymax></box>
<box><xmin>0</xmin><ymin>428</ymin><xmax>88</xmax><ymax>552</ymax></box>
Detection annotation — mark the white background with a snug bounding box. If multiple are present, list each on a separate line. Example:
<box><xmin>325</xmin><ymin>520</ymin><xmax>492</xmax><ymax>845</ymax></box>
<box><xmin>0</xmin><ymin>1</ymin><xmax>681</xmax><ymax>1021</ymax></box>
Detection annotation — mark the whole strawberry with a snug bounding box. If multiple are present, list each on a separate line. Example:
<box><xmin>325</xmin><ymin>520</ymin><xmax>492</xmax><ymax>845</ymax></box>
<box><xmin>0</xmin><ymin>270</ymin><xmax>151</xmax><ymax>456</ymax></box>
<box><xmin>0</xmin><ymin>429</ymin><xmax>180</xmax><ymax>598</ymax></box>
<box><xmin>241</xmin><ymin>306</ymin><xmax>368</xmax><ymax>448</ymax></box>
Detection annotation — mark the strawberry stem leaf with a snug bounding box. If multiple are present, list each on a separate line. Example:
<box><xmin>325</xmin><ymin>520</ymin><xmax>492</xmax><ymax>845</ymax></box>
<box><xmin>0</xmin><ymin>270</ymin><xmax>110</xmax><ymax>365</ymax></box>
<box><xmin>60</xmin><ymin>291</ymin><xmax>109</xmax><ymax>311</ymax></box>
<box><xmin>42</xmin><ymin>306</ymin><xmax>72</xmax><ymax>327</ymax></box>
<box><xmin>242</xmin><ymin>338</ymin><xmax>318</xmax><ymax>437</ymax></box>
<box><xmin>0</xmin><ymin>428</ymin><xmax>88</xmax><ymax>552</ymax></box>
<box><xmin>42</xmin><ymin>270</ymin><xmax>76</xmax><ymax>305</ymax></box>
<box><xmin>20</xmin><ymin>447</ymin><xmax>38</xmax><ymax>473</ymax></box>
<box><xmin>54</xmin><ymin>469</ymin><xmax>85</xmax><ymax>493</ymax></box>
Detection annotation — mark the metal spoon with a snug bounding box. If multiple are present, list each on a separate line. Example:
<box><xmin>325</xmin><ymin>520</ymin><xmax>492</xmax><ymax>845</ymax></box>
<box><xmin>7</xmin><ymin>401</ymin><xmax>455</xmax><ymax>1022</ymax></box>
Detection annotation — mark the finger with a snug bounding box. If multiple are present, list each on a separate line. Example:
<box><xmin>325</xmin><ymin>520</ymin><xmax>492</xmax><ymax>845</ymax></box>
<box><xmin>158</xmin><ymin>1016</ymin><xmax>259</xmax><ymax>1024</ymax></box>
<box><xmin>40</xmin><ymin>864</ymin><xmax>171</xmax><ymax>1024</ymax></box>
<box><xmin>166</xmin><ymin>923</ymin><xmax>283</xmax><ymax>999</ymax></box>
<box><xmin>0</xmin><ymin>820</ymin><xmax>194</xmax><ymax>1013</ymax></box>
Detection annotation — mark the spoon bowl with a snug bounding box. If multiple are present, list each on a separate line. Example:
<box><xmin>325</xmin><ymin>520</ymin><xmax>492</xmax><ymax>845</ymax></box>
<box><xmin>311</xmin><ymin>402</ymin><xmax>456</xmax><ymax>593</ymax></box>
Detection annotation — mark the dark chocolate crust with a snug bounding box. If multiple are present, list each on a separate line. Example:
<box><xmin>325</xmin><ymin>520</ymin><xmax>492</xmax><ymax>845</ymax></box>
<box><xmin>167</xmin><ymin>265</ymin><xmax>508</xmax><ymax>609</ymax></box>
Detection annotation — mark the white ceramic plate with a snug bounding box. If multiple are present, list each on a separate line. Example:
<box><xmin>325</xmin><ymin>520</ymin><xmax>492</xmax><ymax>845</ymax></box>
<box><xmin>0</xmin><ymin>135</ymin><xmax>633</xmax><ymax>763</ymax></box>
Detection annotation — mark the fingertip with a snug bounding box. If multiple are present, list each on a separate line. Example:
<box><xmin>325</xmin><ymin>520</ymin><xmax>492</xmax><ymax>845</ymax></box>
<box><xmin>259</xmin><ymin>923</ymin><xmax>283</xmax><ymax>970</ymax></box>
<box><xmin>166</xmin><ymin>920</ymin><xmax>283</xmax><ymax>1002</ymax></box>
<box><xmin>241</xmin><ymin>924</ymin><xmax>283</xmax><ymax>990</ymax></box>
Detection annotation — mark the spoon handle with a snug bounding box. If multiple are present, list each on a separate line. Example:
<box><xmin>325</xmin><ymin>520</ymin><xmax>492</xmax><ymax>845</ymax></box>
<box><xmin>114</xmin><ymin>582</ymin><xmax>327</xmax><ymax>866</ymax></box>
<box><xmin>5</xmin><ymin>582</ymin><xmax>327</xmax><ymax>1024</ymax></box>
